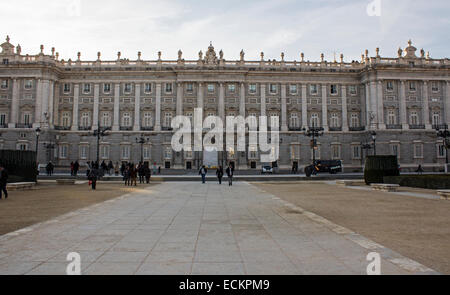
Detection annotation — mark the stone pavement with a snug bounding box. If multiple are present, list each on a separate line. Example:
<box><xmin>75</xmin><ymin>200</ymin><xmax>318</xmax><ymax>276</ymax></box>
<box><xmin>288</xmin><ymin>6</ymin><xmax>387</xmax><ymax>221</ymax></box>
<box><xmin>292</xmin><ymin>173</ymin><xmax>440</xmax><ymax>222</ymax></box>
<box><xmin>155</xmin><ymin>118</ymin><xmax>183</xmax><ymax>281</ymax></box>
<box><xmin>0</xmin><ymin>182</ymin><xmax>438</xmax><ymax>275</ymax></box>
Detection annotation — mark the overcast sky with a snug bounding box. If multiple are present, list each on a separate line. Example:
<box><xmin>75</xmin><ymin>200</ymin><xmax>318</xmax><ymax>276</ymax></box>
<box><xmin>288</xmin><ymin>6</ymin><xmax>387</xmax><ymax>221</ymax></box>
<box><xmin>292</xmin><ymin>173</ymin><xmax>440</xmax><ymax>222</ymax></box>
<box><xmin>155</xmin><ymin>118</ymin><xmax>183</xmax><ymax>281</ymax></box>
<box><xmin>1</xmin><ymin>0</ymin><xmax>449</xmax><ymax>62</ymax></box>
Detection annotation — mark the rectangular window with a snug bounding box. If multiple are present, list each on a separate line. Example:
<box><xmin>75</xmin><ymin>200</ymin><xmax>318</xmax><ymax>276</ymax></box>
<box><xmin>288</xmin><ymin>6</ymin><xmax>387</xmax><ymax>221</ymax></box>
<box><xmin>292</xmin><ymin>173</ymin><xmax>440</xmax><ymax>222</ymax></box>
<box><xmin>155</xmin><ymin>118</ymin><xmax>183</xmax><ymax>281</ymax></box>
<box><xmin>330</xmin><ymin>85</ymin><xmax>338</xmax><ymax>95</ymax></box>
<box><xmin>164</xmin><ymin>147</ymin><xmax>172</xmax><ymax>159</ymax></box>
<box><xmin>228</xmin><ymin>84</ymin><xmax>236</xmax><ymax>93</ymax></box>
<box><xmin>349</xmin><ymin>85</ymin><xmax>357</xmax><ymax>95</ymax></box>
<box><xmin>431</xmin><ymin>82</ymin><xmax>439</xmax><ymax>92</ymax></box>
<box><xmin>409</xmin><ymin>82</ymin><xmax>416</xmax><ymax>91</ymax></box>
<box><xmin>438</xmin><ymin>144</ymin><xmax>446</xmax><ymax>158</ymax></box>
<box><xmin>165</xmin><ymin>83</ymin><xmax>173</xmax><ymax>93</ymax></box>
<box><xmin>186</xmin><ymin>84</ymin><xmax>193</xmax><ymax>93</ymax></box>
<box><xmin>269</xmin><ymin>84</ymin><xmax>277</xmax><ymax>94</ymax></box>
<box><xmin>249</xmin><ymin>84</ymin><xmax>257</xmax><ymax>94</ymax></box>
<box><xmin>414</xmin><ymin>144</ymin><xmax>423</xmax><ymax>159</ymax></box>
<box><xmin>79</xmin><ymin>145</ymin><xmax>88</xmax><ymax>160</ymax></box>
<box><xmin>63</xmin><ymin>83</ymin><xmax>71</xmax><ymax>93</ymax></box>
<box><xmin>144</xmin><ymin>83</ymin><xmax>152</xmax><ymax>93</ymax></box>
<box><xmin>103</xmin><ymin>83</ymin><xmax>111</xmax><ymax>93</ymax></box>
<box><xmin>121</xmin><ymin>146</ymin><xmax>130</xmax><ymax>159</ymax></box>
<box><xmin>101</xmin><ymin>145</ymin><xmax>109</xmax><ymax>159</ymax></box>
<box><xmin>0</xmin><ymin>114</ymin><xmax>6</xmax><ymax>126</ymax></box>
<box><xmin>386</xmin><ymin>81</ymin><xmax>394</xmax><ymax>91</ymax></box>
<box><xmin>24</xmin><ymin>80</ymin><xmax>33</xmax><ymax>89</ymax></box>
<box><xmin>23</xmin><ymin>113</ymin><xmax>31</xmax><ymax>125</ymax></box>
<box><xmin>143</xmin><ymin>146</ymin><xmax>151</xmax><ymax>160</ymax></box>
<box><xmin>83</xmin><ymin>83</ymin><xmax>91</xmax><ymax>94</ymax></box>
<box><xmin>352</xmin><ymin>145</ymin><xmax>361</xmax><ymax>159</ymax></box>
<box><xmin>124</xmin><ymin>83</ymin><xmax>132</xmax><ymax>93</ymax></box>
<box><xmin>1</xmin><ymin>80</ymin><xmax>9</xmax><ymax>89</ymax></box>
<box><xmin>310</xmin><ymin>84</ymin><xmax>318</xmax><ymax>95</ymax></box>
<box><xmin>391</xmin><ymin>144</ymin><xmax>400</xmax><ymax>159</ymax></box>
<box><xmin>207</xmin><ymin>84</ymin><xmax>215</xmax><ymax>93</ymax></box>
<box><xmin>289</xmin><ymin>85</ymin><xmax>297</xmax><ymax>94</ymax></box>
<box><xmin>59</xmin><ymin>145</ymin><xmax>68</xmax><ymax>159</ymax></box>
<box><xmin>332</xmin><ymin>145</ymin><xmax>341</xmax><ymax>159</ymax></box>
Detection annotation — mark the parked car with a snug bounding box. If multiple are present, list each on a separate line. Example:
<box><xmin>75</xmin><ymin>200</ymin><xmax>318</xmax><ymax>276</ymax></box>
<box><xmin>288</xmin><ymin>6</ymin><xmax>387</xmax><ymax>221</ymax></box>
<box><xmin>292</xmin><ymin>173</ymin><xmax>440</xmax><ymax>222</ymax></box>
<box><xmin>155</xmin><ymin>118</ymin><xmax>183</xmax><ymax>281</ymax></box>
<box><xmin>305</xmin><ymin>160</ymin><xmax>342</xmax><ymax>177</ymax></box>
<box><xmin>261</xmin><ymin>166</ymin><xmax>274</xmax><ymax>174</ymax></box>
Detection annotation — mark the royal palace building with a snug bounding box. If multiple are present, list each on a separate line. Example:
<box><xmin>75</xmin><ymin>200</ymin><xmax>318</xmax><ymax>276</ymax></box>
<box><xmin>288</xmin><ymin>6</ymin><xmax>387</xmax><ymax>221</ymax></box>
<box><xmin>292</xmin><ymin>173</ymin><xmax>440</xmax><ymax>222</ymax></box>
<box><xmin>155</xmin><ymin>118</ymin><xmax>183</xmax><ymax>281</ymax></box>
<box><xmin>0</xmin><ymin>36</ymin><xmax>449</xmax><ymax>171</ymax></box>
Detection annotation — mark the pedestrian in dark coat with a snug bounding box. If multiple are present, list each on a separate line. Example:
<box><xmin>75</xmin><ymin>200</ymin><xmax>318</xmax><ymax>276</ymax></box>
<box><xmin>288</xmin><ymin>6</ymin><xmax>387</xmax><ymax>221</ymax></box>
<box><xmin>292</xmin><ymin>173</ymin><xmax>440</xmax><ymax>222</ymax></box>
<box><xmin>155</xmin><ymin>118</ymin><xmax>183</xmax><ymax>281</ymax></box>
<box><xmin>144</xmin><ymin>163</ymin><xmax>151</xmax><ymax>184</ymax></box>
<box><xmin>226</xmin><ymin>165</ymin><xmax>234</xmax><ymax>186</ymax></box>
<box><xmin>88</xmin><ymin>164</ymin><xmax>100</xmax><ymax>190</ymax></box>
<box><xmin>73</xmin><ymin>161</ymin><xmax>80</xmax><ymax>177</ymax></box>
<box><xmin>216</xmin><ymin>166</ymin><xmax>224</xmax><ymax>184</ymax></box>
<box><xmin>0</xmin><ymin>165</ymin><xmax>8</xmax><ymax>199</ymax></box>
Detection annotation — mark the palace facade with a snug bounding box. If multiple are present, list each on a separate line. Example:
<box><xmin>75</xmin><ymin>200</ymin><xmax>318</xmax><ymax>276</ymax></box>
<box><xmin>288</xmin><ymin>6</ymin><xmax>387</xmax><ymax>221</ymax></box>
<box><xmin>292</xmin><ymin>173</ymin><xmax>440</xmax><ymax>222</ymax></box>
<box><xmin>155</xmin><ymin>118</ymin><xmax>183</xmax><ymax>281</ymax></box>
<box><xmin>0</xmin><ymin>36</ymin><xmax>449</xmax><ymax>171</ymax></box>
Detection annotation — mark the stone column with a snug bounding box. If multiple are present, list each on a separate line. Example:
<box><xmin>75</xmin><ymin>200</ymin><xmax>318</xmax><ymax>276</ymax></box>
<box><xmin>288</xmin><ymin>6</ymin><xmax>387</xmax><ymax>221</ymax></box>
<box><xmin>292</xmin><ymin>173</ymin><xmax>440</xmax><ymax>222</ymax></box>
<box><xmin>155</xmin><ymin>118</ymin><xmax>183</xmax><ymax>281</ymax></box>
<box><xmin>112</xmin><ymin>83</ymin><xmax>120</xmax><ymax>131</ymax></box>
<box><xmin>446</xmin><ymin>81</ymin><xmax>450</xmax><ymax>125</ymax></box>
<box><xmin>376</xmin><ymin>80</ymin><xmax>385</xmax><ymax>129</ymax></box>
<box><xmin>176</xmin><ymin>82</ymin><xmax>183</xmax><ymax>117</ymax></box>
<box><xmin>134</xmin><ymin>83</ymin><xmax>141</xmax><ymax>131</ymax></box>
<box><xmin>281</xmin><ymin>84</ymin><xmax>288</xmax><ymax>131</ymax></box>
<box><xmin>155</xmin><ymin>83</ymin><xmax>162</xmax><ymax>131</ymax></box>
<box><xmin>422</xmin><ymin>81</ymin><xmax>431</xmax><ymax>129</ymax></box>
<box><xmin>369</xmin><ymin>81</ymin><xmax>378</xmax><ymax>129</ymax></box>
<box><xmin>341</xmin><ymin>85</ymin><xmax>349</xmax><ymax>132</ymax></box>
<box><xmin>8</xmin><ymin>79</ymin><xmax>19</xmax><ymax>128</ymax></box>
<box><xmin>197</xmin><ymin>83</ymin><xmax>204</xmax><ymax>111</ymax></box>
<box><xmin>301</xmin><ymin>84</ymin><xmax>308</xmax><ymax>128</ymax></box>
<box><xmin>260</xmin><ymin>84</ymin><xmax>266</xmax><ymax>117</ymax></box>
<box><xmin>399</xmin><ymin>80</ymin><xmax>408</xmax><ymax>129</ymax></box>
<box><xmin>34</xmin><ymin>79</ymin><xmax>43</xmax><ymax>127</ymax></box>
<box><xmin>365</xmin><ymin>83</ymin><xmax>371</xmax><ymax>128</ymax></box>
<box><xmin>41</xmin><ymin>80</ymin><xmax>50</xmax><ymax>127</ymax></box>
<box><xmin>321</xmin><ymin>84</ymin><xmax>328</xmax><ymax>131</ymax></box>
<box><xmin>48</xmin><ymin>80</ymin><xmax>55</xmax><ymax>127</ymax></box>
<box><xmin>53</xmin><ymin>82</ymin><xmax>60</xmax><ymax>127</ymax></box>
<box><xmin>218</xmin><ymin>83</ymin><xmax>225</xmax><ymax>122</ymax></box>
<box><xmin>239</xmin><ymin>83</ymin><xmax>246</xmax><ymax>117</ymax></box>
<box><xmin>93</xmin><ymin>83</ymin><xmax>100</xmax><ymax>130</ymax></box>
<box><xmin>71</xmin><ymin>83</ymin><xmax>79</xmax><ymax>131</ymax></box>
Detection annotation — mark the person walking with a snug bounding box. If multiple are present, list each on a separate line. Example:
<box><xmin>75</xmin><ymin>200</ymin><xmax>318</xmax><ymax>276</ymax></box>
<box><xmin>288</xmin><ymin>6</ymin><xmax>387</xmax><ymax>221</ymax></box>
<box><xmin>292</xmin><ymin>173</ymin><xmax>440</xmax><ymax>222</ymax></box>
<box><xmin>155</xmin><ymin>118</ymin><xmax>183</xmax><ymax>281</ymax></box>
<box><xmin>114</xmin><ymin>162</ymin><xmax>120</xmax><ymax>176</ymax></box>
<box><xmin>144</xmin><ymin>163</ymin><xmax>151</xmax><ymax>184</ymax></box>
<box><xmin>130</xmin><ymin>164</ymin><xmax>137</xmax><ymax>186</ymax></box>
<box><xmin>416</xmin><ymin>164</ymin><xmax>424</xmax><ymax>175</ymax></box>
<box><xmin>199</xmin><ymin>165</ymin><xmax>207</xmax><ymax>184</ymax></box>
<box><xmin>73</xmin><ymin>161</ymin><xmax>80</xmax><ymax>177</ymax></box>
<box><xmin>123</xmin><ymin>166</ymin><xmax>130</xmax><ymax>186</ymax></box>
<box><xmin>138</xmin><ymin>162</ymin><xmax>145</xmax><ymax>184</ymax></box>
<box><xmin>226</xmin><ymin>164</ymin><xmax>234</xmax><ymax>186</ymax></box>
<box><xmin>88</xmin><ymin>163</ymin><xmax>100</xmax><ymax>190</ymax></box>
<box><xmin>216</xmin><ymin>166</ymin><xmax>224</xmax><ymax>184</ymax></box>
<box><xmin>0</xmin><ymin>164</ymin><xmax>8</xmax><ymax>199</ymax></box>
<box><xmin>108</xmin><ymin>161</ymin><xmax>114</xmax><ymax>176</ymax></box>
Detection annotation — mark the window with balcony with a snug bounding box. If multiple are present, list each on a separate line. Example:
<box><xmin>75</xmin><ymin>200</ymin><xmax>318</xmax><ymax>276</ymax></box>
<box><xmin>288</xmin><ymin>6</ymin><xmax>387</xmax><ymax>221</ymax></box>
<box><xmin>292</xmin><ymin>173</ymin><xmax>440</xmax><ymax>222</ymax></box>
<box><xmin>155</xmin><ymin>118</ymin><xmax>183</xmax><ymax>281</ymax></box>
<box><xmin>186</xmin><ymin>83</ymin><xmax>193</xmax><ymax>93</ymax></box>
<box><xmin>386</xmin><ymin>81</ymin><xmax>394</xmax><ymax>91</ymax></box>
<box><xmin>164</xmin><ymin>112</ymin><xmax>172</xmax><ymax>127</ymax></box>
<box><xmin>388</xmin><ymin>111</ymin><xmax>397</xmax><ymax>125</ymax></box>
<box><xmin>437</xmin><ymin>144</ymin><xmax>446</xmax><ymax>158</ymax></box>
<box><xmin>228</xmin><ymin>84</ymin><xmax>235</xmax><ymax>93</ymax></box>
<box><xmin>350</xmin><ymin>114</ymin><xmax>359</xmax><ymax>128</ymax></box>
<box><xmin>81</xmin><ymin>112</ymin><xmax>90</xmax><ymax>127</ymax></box>
<box><xmin>310</xmin><ymin>84</ymin><xmax>318</xmax><ymax>95</ymax></box>
<box><xmin>289</xmin><ymin>85</ymin><xmax>297</xmax><ymax>94</ymax></box>
<box><xmin>432</xmin><ymin>112</ymin><xmax>441</xmax><ymax>126</ymax></box>
<box><xmin>249</xmin><ymin>84</ymin><xmax>257</xmax><ymax>94</ymax></box>
<box><xmin>290</xmin><ymin>113</ymin><xmax>299</xmax><ymax>128</ymax></box>
<box><xmin>269</xmin><ymin>84</ymin><xmax>277</xmax><ymax>94</ymax></box>
<box><xmin>0</xmin><ymin>114</ymin><xmax>6</xmax><ymax>126</ymax></box>
<box><xmin>143</xmin><ymin>112</ymin><xmax>153</xmax><ymax>127</ymax></box>
<box><xmin>23</xmin><ymin>113</ymin><xmax>31</xmax><ymax>125</ymax></box>
<box><xmin>330</xmin><ymin>113</ymin><xmax>340</xmax><ymax>128</ymax></box>
<box><xmin>101</xmin><ymin>112</ymin><xmax>111</xmax><ymax>127</ymax></box>
<box><xmin>63</xmin><ymin>83</ymin><xmax>71</xmax><ymax>93</ymax></box>
<box><xmin>349</xmin><ymin>85</ymin><xmax>357</xmax><ymax>95</ymax></box>
<box><xmin>310</xmin><ymin>113</ymin><xmax>319</xmax><ymax>127</ymax></box>
<box><xmin>24</xmin><ymin>80</ymin><xmax>33</xmax><ymax>90</ymax></box>
<box><xmin>409</xmin><ymin>111</ymin><xmax>419</xmax><ymax>125</ymax></box>
<box><xmin>62</xmin><ymin>112</ymin><xmax>71</xmax><ymax>127</ymax></box>
<box><xmin>409</xmin><ymin>82</ymin><xmax>416</xmax><ymax>92</ymax></box>
<box><xmin>207</xmin><ymin>84</ymin><xmax>215</xmax><ymax>93</ymax></box>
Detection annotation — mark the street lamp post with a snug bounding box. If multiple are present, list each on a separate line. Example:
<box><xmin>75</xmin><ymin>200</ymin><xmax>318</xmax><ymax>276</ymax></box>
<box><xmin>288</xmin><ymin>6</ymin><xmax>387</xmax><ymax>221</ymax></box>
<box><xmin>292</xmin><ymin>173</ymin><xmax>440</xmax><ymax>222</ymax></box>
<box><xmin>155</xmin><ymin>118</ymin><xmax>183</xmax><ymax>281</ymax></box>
<box><xmin>92</xmin><ymin>123</ymin><xmax>110</xmax><ymax>164</ymax></box>
<box><xmin>303</xmin><ymin>127</ymin><xmax>324</xmax><ymax>165</ymax></box>
<box><xmin>35</xmin><ymin>127</ymin><xmax>41</xmax><ymax>163</ymax></box>
<box><xmin>136</xmin><ymin>135</ymin><xmax>150</xmax><ymax>163</ymax></box>
<box><xmin>436</xmin><ymin>126</ymin><xmax>450</xmax><ymax>172</ymax></box>
<box><xmin>371</xmin><ymin>131</ymin><xmax>377</xmax><ymax>156</ymax></box>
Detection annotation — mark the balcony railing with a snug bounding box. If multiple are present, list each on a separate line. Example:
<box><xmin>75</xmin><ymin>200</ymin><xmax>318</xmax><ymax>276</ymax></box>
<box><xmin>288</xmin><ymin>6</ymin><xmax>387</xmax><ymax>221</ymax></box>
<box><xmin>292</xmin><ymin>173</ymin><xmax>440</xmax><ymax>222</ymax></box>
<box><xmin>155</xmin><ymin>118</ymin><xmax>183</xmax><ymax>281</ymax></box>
<box><xmin>162</xmin><ymin>127</ymin><xmax>173</xmax><ymax>131</ymax></box>
<box><xmin>349</xmin><ymin>126</ymin><xmax>365</xmax><ymax>131</ymax></box>
<box><xmin>120</xmin><ymin>126</ymin><xmax>133</xmax><ymax>131</ymax></box>
<box><xmin>0</xmin><ymin>124</ymin><xmax>8</xmax><ymax>129</ymax></box>
<box><xmin>78</xmin><ymin>126</ymin><xmax>92</xmax><ymax>131</ymax></box>
<box><xmin>433</xmin><ymin>124</ymin><xmax>448</xmax><ymax>130</ymax></box>
<box><xmin>141</xmin><ymin>126</ymin><xmax>154</xmax><ymax>131</ymax></box>
<box><xmin>409</xmin><ymin>125</ymin><xmax>425</xmax><ymax>130</ymax></box>
<box><xmin>329</xmin><ymin>127</ymin><xmax>342</xmax><ymax>132</ymax></box>
<box><xmin>386</xmin><ymin>125</ymin><xmax>402</xmax><ymax>130</ymax></box>
<box><xmin>16</xmin><ymin>123</ymin><xmax>32</xmax><ymax>128</ymax></box>
<box><xmin>54</xmin><ymin>125</ymin><xmax>71</xmax><ymax>131</ymax></box>
<box><xmin>288</xmin><ymin>127</ymin><xmax>303</xmax><ymax>131</ymax></box>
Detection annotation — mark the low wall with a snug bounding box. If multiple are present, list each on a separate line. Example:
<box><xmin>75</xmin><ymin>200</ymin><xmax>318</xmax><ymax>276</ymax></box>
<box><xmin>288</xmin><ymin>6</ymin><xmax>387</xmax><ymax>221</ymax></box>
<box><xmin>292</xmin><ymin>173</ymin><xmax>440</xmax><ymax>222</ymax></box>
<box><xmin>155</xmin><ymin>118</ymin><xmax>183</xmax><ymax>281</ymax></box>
<box><xmin>384</xmin><ymin>175</ymin><xmax>450</xmax><ymax>190</ymax></box>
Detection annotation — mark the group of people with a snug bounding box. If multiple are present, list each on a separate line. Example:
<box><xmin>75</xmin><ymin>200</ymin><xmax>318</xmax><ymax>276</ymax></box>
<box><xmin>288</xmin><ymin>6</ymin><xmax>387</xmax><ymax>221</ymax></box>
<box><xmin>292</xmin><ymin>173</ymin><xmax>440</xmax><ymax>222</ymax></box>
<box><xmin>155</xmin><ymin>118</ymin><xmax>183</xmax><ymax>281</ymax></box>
<box><xmin>122</xmin><ymin>162</ymin><xmax>152</xmax><ymax>186</ymax></box>
<box><xmin>199</xmin><ymin>164</ymin><xmax>235</xmax><ymax>186</ymax></box>
<box><xmin>0</xmin><ymin>164</ymin><xmax>8</xmax><ymax>199</ymax></box>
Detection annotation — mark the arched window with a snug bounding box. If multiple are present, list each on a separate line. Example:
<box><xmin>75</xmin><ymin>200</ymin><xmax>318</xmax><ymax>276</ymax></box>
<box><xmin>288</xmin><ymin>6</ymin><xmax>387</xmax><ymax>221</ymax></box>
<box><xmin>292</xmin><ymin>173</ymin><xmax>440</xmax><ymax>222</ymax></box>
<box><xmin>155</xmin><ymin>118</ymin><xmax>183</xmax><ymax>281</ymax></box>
<box><xmin>81</xmin><ymin>112</ymin><xmax>90</xmax><ymax>127</ymax></box>
<box><xmin>409</xmin><ymin>111</ymin><xmax>419</xmax><ymax>125</ymax></box>
<box><xmin>101</xmin><ymin>112</ymin><xmax>111</xmax><ymax>127</ymax></box>
<box><xmin>350</xmin><ymin>114</ymin><xmax>359</xmax><ymax>128</ymax></box>
<box><xmin>432</xmin><ymin>111</ymin><xmax>441</xmax><ymax>126</ymax></box>
<box><xmin>143</xmin><ymin>112</ymin><xmax>153</xmax><ymax>127</ymax></box>
<box><xmin>290</xmin><ymin>113</ymin><xmax>299</xmax><ymax>128</ymax></box>
<box><xmin>388</xmin><ymin>110</ymin><xmax>397</xmax><ymax>125</ymax></box>
<box><xmin>330</xmin><ymin>113</ymin><xmax>340</xmax><ymax>128</ymax></box>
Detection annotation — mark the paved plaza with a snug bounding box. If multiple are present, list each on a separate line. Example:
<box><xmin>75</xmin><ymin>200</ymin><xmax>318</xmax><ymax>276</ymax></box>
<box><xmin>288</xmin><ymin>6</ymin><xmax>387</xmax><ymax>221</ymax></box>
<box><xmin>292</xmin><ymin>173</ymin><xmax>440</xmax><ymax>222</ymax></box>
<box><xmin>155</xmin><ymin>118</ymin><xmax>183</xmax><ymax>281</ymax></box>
<box><xmin>0</xmin><ymin>182</ymin><xmax>439</xmax><ymax>275</ymax></box>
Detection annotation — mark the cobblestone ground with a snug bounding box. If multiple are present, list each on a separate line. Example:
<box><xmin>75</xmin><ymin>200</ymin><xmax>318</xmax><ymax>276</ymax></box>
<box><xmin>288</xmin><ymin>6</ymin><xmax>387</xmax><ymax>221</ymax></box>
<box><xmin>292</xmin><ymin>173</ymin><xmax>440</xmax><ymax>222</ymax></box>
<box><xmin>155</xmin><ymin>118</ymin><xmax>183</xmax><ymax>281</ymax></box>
<box><xmin>0</xmin><ymin>182</ymin><xmax>439</xmax><ymax>275</ymax></box>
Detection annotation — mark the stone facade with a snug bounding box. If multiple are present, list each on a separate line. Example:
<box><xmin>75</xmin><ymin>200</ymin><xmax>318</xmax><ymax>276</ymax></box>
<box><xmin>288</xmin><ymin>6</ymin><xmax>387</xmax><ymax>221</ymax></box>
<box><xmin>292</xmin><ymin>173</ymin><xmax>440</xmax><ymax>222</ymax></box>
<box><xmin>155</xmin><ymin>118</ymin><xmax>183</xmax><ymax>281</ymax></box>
<box><xmin>0</xmin><ymin>37</ymin><xmax>449</xmax><ymax>171</ymax></box>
